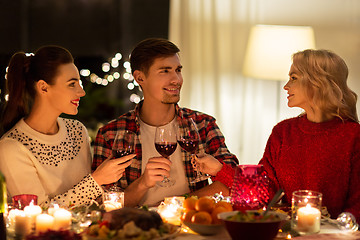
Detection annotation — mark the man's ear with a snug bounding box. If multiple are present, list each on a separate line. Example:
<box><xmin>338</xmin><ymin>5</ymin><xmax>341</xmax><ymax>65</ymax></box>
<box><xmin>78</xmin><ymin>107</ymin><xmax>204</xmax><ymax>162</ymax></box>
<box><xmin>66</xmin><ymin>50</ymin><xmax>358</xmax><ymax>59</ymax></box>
<box><xmin>133</xmin><ymin>70</ymin><xmax>145</xmax><ymax>85</ymax></box>
<box><xmin>36</xmin><ymin>80</ymin><xmax>49</xmax><ymax>94</ymax></box>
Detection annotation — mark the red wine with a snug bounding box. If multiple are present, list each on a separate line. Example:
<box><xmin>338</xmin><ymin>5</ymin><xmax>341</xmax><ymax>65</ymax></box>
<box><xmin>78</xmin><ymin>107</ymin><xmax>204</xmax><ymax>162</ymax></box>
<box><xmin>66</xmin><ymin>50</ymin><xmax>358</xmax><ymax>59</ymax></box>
<box><xmin>177</xmin><ymin>138</ymin><xmax>199</xmax><ymax>154</ymax></box>
<box><xmin>112</xmin><ymin>149</ymin><xmax>134</xmax><ymax>159</ymax></box>
<box><xmin>155</xmin><ymin>142</ymin><xmax>177</xmax><ymax>158</ymax></box>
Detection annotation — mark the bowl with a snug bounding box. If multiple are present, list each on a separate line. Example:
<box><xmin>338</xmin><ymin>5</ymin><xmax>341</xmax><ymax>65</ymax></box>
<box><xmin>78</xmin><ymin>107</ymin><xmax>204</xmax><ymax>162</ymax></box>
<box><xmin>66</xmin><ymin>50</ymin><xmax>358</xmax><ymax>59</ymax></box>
<box><xmin>181</xmin><ymin>221</ymin><xmax>224</xmax><ymax>235</ymax></box>
<box><xmin>218</xmin><ymin>210</ymin><xmax>288</xmax><ymax>240</ymax></box>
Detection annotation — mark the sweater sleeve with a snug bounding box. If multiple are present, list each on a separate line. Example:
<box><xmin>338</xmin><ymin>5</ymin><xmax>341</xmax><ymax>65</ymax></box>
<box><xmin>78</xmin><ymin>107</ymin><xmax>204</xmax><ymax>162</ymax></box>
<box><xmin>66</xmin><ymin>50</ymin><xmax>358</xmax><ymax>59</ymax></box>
<box><xmin>211</xmin><ymin>163</ymin><xmax>235</xmax><ymax>189</ymax></box>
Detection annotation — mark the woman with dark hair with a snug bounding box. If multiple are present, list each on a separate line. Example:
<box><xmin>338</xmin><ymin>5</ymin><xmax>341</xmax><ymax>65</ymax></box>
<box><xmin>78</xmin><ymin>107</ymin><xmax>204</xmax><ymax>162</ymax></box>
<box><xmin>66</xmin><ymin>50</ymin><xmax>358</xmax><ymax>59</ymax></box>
<box><xmin>0</xmin><ymin>45</ymin><xmax>134</xmax><ymax>207</ymax></box>
<box><xmin>197</xmin><ymin>49</ymin><xmax>360</xmax><ymax>222</ymax></box>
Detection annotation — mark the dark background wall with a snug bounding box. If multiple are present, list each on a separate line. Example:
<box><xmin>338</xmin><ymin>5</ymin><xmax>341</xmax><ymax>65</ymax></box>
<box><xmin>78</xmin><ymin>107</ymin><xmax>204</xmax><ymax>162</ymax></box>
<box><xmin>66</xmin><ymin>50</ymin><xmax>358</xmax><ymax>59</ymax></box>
<box><xmin>0</xmin><ymin>0</ymin><xmax>170</xmax><ymax>131</ymax></box>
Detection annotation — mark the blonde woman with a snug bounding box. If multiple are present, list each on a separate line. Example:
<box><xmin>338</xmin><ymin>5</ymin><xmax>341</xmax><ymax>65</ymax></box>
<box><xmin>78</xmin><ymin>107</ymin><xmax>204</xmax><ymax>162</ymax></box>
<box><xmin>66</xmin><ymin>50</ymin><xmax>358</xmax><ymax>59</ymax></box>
<box><xmin>198</xmin><ymin>49</ymin><xmax>360</xmax><ymax>222</ymax></box>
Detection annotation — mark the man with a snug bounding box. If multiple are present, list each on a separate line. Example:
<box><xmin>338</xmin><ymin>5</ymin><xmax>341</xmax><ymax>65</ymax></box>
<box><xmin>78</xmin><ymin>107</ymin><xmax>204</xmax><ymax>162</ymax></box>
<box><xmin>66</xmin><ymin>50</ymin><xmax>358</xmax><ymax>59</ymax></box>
<box><xmin>92</xmin><ymin>38</ymin><xmax>238</xmax><ymax>207</ymax></box>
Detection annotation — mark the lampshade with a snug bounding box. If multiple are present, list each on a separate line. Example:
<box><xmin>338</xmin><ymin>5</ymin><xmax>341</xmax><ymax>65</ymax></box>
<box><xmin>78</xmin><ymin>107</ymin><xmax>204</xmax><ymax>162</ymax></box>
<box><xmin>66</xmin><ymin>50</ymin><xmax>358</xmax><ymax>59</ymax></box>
<box><xmin>243</xmin><ymin>25</ymin><xmax>315</xmax><ymax>81</ymax></box>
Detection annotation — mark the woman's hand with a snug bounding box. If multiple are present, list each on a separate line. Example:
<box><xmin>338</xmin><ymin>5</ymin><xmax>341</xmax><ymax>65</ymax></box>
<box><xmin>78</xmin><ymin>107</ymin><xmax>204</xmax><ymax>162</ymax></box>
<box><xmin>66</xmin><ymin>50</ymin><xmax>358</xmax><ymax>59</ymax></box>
<box><xmin>92</xmin><ymin>154</ymin><xmax>136</xmax><ymax>185</ymax></box>
<box><xmin>196</xmin><ymin>154</ymin><xmax>223</xmax><ymax>176</ymax></box>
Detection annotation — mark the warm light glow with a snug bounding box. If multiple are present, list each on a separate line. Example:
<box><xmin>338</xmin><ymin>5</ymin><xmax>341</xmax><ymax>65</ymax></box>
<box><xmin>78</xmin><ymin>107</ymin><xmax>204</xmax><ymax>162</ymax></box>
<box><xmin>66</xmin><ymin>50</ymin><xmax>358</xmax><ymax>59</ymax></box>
<box><xmin>113</xmin><ymin>72</ymin><xmax>120</xmax><ymax>79</ymax></box>
<box><xmin>107</xmin><ymin>75</ymin><xmax>114</xmax><ymax>82</ymax></box>
<box><xmin>123</xmin><ymin>72</ymin><xmax>131</xmax><ymax>80</ymax></box>
<box><xmin>243</xmin><ymin>24</ymin><xmax>315</xmax><ymax>81</ymax></box>
<box><xmin>80</xmin><ymin>69</ymin><xmax>90</xmax><ymax>77</ymax></box>
<box><xmin>157</xmin><ymin>197</ymin><xmax>184</xmax><ymax>225</ymax></box>
<box><xmin>127</xmin><ymin>82</ymin><xmax>134</xmax><ymax>90</ymax></box>
<box><xmin>286</xmin><ymin>233</ymin><xmax>292</xmax><ymax>239</ymax></box>
<box><xmin>102</xmin><ymin>62</ymin><xmax>110</xmax><ymax>72</ymax></box>
<box><xmin>111</xmin><ymin>58</ymin><xmax>119</xmax><ymax>68</ymax></box>
<box><xmin>123</xmin><ymin>61</ymin><xmax>130</xmax><ymax>69</ymax></box>
<box><xmin>115</xmin><ymin>53</ymin><xmax>122</xmax><ymax>60</ymax></box>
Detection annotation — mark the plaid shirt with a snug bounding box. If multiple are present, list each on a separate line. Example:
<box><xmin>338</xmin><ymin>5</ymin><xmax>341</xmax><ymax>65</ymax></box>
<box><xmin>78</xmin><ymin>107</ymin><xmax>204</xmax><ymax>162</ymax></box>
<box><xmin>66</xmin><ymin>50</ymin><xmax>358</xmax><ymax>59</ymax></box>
<box><xmin>92</xmin><ymin>101</ymin><xmax>238</xmax><ymax>192</ymax></box>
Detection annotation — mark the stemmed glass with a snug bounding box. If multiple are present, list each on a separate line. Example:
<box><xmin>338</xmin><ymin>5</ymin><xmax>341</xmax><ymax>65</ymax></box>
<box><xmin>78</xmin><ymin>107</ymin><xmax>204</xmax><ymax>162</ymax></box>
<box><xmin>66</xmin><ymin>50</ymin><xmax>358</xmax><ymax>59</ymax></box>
<box><xmin>111</xmin><ymin>130</ymin><xmax>136</xmax><ymax>187</ymax></box>
<box><xmin>177</xmin><ymin>118</ymin><xmax>209</xmax><ymax>183</ymax></box>
<box><xmin>155</xmin><ymin>125</ymin><xmax>177</xmax><ymax>187</ymax></box>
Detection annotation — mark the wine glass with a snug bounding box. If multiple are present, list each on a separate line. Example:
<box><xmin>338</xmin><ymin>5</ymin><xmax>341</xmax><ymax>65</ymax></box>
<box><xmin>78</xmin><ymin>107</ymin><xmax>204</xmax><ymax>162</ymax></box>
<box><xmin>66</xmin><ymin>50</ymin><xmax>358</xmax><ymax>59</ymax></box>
<box><xmin>177</xmin><ymin>118</ymin><xmax>209</xmax><ymax>183</ymax></box>
<box><xmin>154</xmin><ymin>125</ymin><xmax>177</xmax><ymax>187</ymax></box>
<box><xmin>111</xmin><ymin>130</ymin><xmax>136</xmax><ymax>187</ymax></box>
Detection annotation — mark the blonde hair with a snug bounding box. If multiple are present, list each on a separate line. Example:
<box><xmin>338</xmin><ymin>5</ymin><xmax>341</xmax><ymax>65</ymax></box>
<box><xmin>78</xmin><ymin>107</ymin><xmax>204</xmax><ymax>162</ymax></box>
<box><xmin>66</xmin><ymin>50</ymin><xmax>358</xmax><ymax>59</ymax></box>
<box><xmin>292</xmin><ymin>49</ymin><xmax>358</xmax><ymax>122</ymax></box>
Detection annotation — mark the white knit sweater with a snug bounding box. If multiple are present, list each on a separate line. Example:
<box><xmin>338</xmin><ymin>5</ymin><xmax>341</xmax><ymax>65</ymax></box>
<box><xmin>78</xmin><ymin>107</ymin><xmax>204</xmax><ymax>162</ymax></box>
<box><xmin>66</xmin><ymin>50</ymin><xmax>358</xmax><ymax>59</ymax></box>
<box><xmin>0</xmin><ymin>118</ymin><xmax>103</xmax><ymax>207</ymax></box>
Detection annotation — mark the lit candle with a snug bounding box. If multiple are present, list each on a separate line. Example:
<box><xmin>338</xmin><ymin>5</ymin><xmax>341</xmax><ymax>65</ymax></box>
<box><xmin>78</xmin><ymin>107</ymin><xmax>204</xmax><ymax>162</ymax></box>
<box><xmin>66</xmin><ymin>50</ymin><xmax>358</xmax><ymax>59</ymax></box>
<box><xmin>103</xmin><ymin>192</ymin><xmax>124</xmax><ymax>212</ymax></box>
<box><xmin>47</xmin><ymin>204</ymin><xmax>60</xmax><ymax>216</ymax></box>
<box><xmin>297</xmin><ymin>204</ymin><xmax>321</xmax><ymax>233</ymax></box>
<box><xmin>14</xmin><ymin>211</ymin><xmax>32</xmax><ymax>236</ymax></box>
<box><xmin>53</xmin><ymin>208</ymin><xmax>72</xmax><ymax>230</ymax></box>
<box><xmin>157</xmin><ymin>197</ymin><xmax>183</xmax><ymax>225</ymax></box>
<box><xmin>24</xmin><ymin>202</ymin><xmax>42</xmax><ymax>229</ymax></box>
<box><xmin>8</xmin><ymin>209</ymin><xmax>22</xmax><ymax>225</ymax></box>
<box><xmin>36</xmin><ymin>214</ymin><xmax>54</xmax><ymax>234</ymax></box>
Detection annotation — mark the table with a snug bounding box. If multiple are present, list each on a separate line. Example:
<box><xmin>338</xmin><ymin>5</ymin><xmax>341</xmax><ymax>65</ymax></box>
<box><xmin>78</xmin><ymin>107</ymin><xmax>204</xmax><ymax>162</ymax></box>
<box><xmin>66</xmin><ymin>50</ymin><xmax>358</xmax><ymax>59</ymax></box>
<box><xmin>172</xmin><ymin>222</ymin><xmax>359</xmax><ymax>240</ymax></box>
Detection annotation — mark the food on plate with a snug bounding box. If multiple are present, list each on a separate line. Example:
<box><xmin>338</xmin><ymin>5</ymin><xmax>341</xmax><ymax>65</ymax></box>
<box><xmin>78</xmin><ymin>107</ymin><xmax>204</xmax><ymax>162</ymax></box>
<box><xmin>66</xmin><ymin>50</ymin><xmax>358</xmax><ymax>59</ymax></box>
<box><xmin>226</xmin><ymin>210</ymin><xmax>281</xmax><ymax>222</ymax></box>
<box><xmin>87</xmin><ymin>207</ymin><xmax>179</xmax><ymax>240</ymax></box>
<box><xmin>102</xmin><ymin>207</ymin><xmax>162</xmax><ymax>231</ymax></box>
<box><xmin>182</xmin><ymin>196</ymin><xmax>233</xmax><ymax>225</ymax></box>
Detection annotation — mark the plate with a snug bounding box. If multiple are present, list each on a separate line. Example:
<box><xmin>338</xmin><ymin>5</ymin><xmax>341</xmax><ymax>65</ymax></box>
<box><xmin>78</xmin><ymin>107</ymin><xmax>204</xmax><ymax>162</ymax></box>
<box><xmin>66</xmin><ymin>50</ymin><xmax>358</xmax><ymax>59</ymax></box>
<box><xmin>181</xmin><ymin>221</ymin><xmax>224</xmax><ymax>235</ymax></box>
<box><xmin>83</xmin><ymin>223</ymin><xmax>180</xmax><ymax>240</ymax></box>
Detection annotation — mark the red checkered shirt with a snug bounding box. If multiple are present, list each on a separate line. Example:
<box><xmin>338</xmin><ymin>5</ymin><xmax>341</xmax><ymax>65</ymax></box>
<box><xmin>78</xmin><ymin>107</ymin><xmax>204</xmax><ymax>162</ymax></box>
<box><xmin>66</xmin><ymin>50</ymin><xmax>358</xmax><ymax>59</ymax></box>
<box><xmin>92</xmin><ymin>101</ymin><xmax>238</xmax><ymax>192</ymax></box>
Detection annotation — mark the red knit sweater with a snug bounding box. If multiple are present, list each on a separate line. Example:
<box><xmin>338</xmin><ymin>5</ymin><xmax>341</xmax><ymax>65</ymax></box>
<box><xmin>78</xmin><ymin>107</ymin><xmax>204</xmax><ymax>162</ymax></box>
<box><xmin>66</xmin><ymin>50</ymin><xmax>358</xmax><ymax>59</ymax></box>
<box><xmin>259</xmin><ymin>115</ymin><xmax>360</xmax><ymax>222</ymax></box>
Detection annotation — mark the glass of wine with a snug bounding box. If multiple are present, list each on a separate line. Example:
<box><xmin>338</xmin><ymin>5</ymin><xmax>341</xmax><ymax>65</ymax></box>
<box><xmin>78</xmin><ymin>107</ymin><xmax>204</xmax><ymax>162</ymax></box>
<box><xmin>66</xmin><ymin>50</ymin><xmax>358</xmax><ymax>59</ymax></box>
<box><xmin>177</xmin><ymin>118</ymin><xmax>209</xmax><ymax>183</ymax></box>
<box><xmin>112</xmin><ymin>130</ymin><xmax>136</xmax><ymax>186</ymax></box>
<box><xmin>154</xmin><ymin>125</ymin><xmax>177</xmax><ymax>187</ymax></box>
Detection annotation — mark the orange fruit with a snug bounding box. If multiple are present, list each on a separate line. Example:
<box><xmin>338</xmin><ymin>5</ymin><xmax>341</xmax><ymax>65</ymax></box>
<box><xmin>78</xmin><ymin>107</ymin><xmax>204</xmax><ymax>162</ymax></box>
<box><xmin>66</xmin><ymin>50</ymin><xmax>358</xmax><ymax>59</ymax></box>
<box><xmin>183</xmin><ymin>196</ymin><xmax>197</xmax><ymax>210</ymax></box>
<box><xmin>195</xmin><ymin>196</ymin><xmax>215</xmax><ymax>213</ymax></box>
<box><xmin>211</xmin><ymin>206</ymin><xmax>228</xmax><ymax>224</ymax></box>
<box><xmin>191</xmin><ymin>211</ymin><xmax>212</xmax><ymax>224</ymax></box>
<box><xmin>181</xmin><ymin>209</ymin><xmax>197</xmax><ymax>223</ymax></box>
<box><xmin>215</xmin><ymin>201</ymin><xmax>233</xmax><ymax>212</ymax></box>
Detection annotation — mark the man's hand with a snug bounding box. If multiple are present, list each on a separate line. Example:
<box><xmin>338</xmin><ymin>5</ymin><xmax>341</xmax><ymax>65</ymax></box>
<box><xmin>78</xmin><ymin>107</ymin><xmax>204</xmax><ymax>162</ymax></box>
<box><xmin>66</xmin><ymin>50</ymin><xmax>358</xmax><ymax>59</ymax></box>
<box><xmin>139</xmin><ymin>157</ymin><xmax>172</xmax><ymax>188</ymax></box>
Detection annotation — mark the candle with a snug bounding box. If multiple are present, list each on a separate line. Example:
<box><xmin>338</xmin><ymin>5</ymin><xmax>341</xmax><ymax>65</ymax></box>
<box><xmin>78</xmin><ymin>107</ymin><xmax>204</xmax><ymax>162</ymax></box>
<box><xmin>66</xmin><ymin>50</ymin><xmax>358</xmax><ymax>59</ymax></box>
<box><xmin>103</xmin><ymin>191</ymin><xmax>124</xmax><ymax>212</ymax></box>
<box><xmin>47</xmin><ymin>204</ymin><xmax>60</xmax><ymax>216</ymax></box>
<box><xmin>36</xmin><ymin>214</ymin><xmax>54</xmax><ymax>234</ymax></box>
<box><xmin>8</xmin><ymin>209</ymin><xmax>22</xmax><ymax>225</ymax></box>
<box><xmin>24</xmin><ymin>202</ymin><xmax>42</xmax><ymax>229</ymax></box>
<box><xmin>53</xmin><ymin>208</ymin><xmax>72</xmax><ymax>230</ymax></box>
<box><xmin>14</xmin><ymin>211</ymin><xmax>32</xmax><ymax>236</ymax></box>
<box><xmin>297</xmin><ymin>204</ymin><xmax>321</xmax><ymax>233</ymax></box>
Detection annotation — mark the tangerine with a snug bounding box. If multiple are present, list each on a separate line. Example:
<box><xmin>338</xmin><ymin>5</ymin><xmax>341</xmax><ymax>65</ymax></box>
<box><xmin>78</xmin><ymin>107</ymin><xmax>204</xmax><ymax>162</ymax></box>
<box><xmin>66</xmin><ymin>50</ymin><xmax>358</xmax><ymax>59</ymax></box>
<box><xmin>191</xmin><ymin>211</ymin><xmax>212</xmax><ymax>224</ymax></box>
<box><xmin>215</xmin><ymin>201</ymin><xmax>233</xmax><ymax>212</ymax></box>
<box><xmin>211</xmin><ymin>206</ymin><xmax>228</xmax><ymax>224</ymax></box>
<box><xmin>181</xmin><ymin>209</ymin><xmax>197</xmax><ymax>223</ymax></box>
<box><xmin>195</xmin><ymin>196</ymin><xmax>215</xmax><ymax>213</ymax></box>
<box><xmin>183</xmin><ymin>196</ymin><xmax>197</xmax><ymax>210</ymax></box>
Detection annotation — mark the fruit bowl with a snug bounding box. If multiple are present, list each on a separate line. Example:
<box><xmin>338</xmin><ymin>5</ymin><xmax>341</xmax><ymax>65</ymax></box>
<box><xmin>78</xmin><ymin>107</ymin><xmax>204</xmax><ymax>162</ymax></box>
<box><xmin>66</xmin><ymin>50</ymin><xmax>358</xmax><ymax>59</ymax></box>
<box><xmin>181</xmin><ymin>221</ymin><xmax>224</xmax><ymax>235</ymax></box>
<box><xmin>218</xmin><ymin>210</ymin><xmax>288</xmax><ymax>240</ymax></box>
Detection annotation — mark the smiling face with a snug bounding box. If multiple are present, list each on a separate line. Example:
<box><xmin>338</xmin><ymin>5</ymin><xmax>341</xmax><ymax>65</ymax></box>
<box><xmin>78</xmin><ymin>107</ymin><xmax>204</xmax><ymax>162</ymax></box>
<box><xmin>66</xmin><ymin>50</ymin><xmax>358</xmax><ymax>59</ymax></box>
<box><xmin>46</xmin><ymin>63</ymin><xmax>85</xmax><ymax>115</ymax></box>
<box><xmin>284</xmin><ymin>64</ymin><xmax>311</xmax><ymax>111</ymax></box>
<box><xmin>136</xmin><ymin>54</ymin><xmax>183</xmax><ymax>105</ymax></box>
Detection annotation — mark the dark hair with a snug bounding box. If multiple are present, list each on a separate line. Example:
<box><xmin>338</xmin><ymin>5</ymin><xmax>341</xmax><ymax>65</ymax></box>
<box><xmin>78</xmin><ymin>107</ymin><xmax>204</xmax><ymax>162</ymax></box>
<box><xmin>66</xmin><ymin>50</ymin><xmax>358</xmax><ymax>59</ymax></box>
<box><xmin>1</xmin><ymin>45</ymin><xmax>74</xmax><ymax>134</ymax></box>
<box><xmin>130</xmin><ymin>38</ymin><xmax>180</xmax><ymax>75</ymax></box>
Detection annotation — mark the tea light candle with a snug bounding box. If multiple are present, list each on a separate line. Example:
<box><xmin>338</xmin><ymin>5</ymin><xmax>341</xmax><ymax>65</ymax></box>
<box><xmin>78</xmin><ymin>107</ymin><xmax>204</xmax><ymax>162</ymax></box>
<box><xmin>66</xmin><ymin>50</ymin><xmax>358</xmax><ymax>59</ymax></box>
<box><xmin>103</xmin><ymin>192</ymin><xmax>124</xmax><ymax>212</ymax></box>
<box><xmin>297</xmin><ymin>204</ymin><xmax>321</xmax><ymax>233</ymax></box>
<box><xmin>53</xmin><ymin>208</ymin><xmax>72</xmax><ymax>230</ymax></box>
<box><xmin>36</xmin><ymin>214</ymin><xmax>54</xmax><ymax>234</ymax></box>
<box><xmin>47</xmin><ymin>204</ymin><xmax>60</xmax><ymax>216</ymax></box>
<box><xmin>15</xmin><ymin>211</ymin><xmax>32</xmax><ymax>236</ymax></box>
<box><xmin>157</xmin><ymin>197</ymin><xmax>183</xmax><ymax>225</ymax></box>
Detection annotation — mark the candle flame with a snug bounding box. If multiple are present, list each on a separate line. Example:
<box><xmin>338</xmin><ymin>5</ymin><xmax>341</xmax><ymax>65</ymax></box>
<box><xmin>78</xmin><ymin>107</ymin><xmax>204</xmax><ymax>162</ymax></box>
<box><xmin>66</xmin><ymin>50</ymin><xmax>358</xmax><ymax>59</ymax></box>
<box><xmin>286</xmin><ymin>233</ymin><xmax>292</xmax><ymax>239</ymax></box>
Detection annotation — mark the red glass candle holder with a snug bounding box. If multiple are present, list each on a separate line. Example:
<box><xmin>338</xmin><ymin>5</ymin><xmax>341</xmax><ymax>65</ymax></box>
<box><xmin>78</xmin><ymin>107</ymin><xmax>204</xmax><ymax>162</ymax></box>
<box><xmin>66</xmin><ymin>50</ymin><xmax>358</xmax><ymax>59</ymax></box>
<box><xmin>230</xmin><ymin>164</ymin><xmax>270</xmax><ymax>211</ymax></box>
<box><xmin>12</xmin><ymin>194</ymin><xmax>38</xmax><ymax>209</ymax></box>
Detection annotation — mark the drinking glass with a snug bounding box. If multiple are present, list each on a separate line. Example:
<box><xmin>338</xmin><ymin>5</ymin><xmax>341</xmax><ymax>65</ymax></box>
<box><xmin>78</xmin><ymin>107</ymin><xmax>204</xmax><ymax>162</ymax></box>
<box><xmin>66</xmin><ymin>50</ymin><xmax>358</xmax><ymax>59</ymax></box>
<box><xmin>177</xmin><ymin>118</ymin><xmax>209</xmax><ymax>183</ymax></box>
<box><xmin>230</xmin><ymin>164</ymin><xmax>270</xmax><ymax>211</ymax></box>
<box><xmin>291</xmin><ymin>190</ymin><xmax>322</xmax><ymax>235</ymax></box>
<box><xmin>155</xmin><ymin>125</ymin><xmax>177</xmax><ymax>187</ymax></box>
<box><xmin>111</xmin><ymin>130</ymin><xmax>136</xmax><ymax>187</ymax></box>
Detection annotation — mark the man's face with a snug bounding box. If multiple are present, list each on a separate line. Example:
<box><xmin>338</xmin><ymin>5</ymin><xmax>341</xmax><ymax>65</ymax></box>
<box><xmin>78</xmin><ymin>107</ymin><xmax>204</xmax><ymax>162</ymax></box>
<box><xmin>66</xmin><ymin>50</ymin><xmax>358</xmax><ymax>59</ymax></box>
<box><xmin>138</xmin><ymin>54</ymin><xmax>183</xmax><ymax>105</ymax></box>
